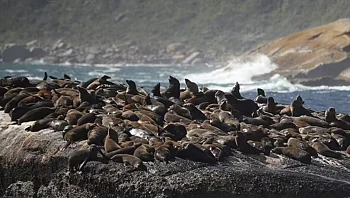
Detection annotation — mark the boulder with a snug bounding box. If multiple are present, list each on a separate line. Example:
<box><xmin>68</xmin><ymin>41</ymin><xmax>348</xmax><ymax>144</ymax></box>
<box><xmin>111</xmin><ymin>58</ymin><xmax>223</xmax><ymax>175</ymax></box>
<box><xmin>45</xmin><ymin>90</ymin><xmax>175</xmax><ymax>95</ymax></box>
<box><xmin>1</xmin><ymin>44</ymin><xmax>32</xmax><ymax>62</ymax></box>
<box><xmin>85</xmin><ymin>53</ymin><xmax>96</xmax><ymax>64</ymax></box>
<box><xmin>30</xmin><ymin>47</ymin><xmax>47</xmax><ymax>58</ymax></box>
<box><xmin>247</xmin><ymin>18</ymin><xmax>350</xmax><ymax>85</ymax></box>
<box><xmin>52</xmin><ymin>39</ymin><xmax>66</xmax><ymax>50</ymax></box>
<box><xmin>60</xmin><ymin>48</ymin><xmax>74</xmax><ymax>57</ymax></box>
<box><xmin>182</xmin><ymin>51</ymin><xmax>200</xmax><ymax>64</ymax></box>
<box><xmin>26</xmin><ymin>40</ymin><xmax>38</xmax><ymax>47</ymax></box>
<box><xmin>166</xmin><ymin>42</ymin><xmax>184</xmax><ymax>53</ymax></box>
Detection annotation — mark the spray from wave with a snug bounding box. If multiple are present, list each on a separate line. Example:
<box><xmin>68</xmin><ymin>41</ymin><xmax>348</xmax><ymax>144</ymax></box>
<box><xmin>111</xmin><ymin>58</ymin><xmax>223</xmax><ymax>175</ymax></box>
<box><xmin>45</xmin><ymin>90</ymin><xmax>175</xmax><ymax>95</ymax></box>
<box><xmin>184</xmin><ymin>54</ymin><xmax>350</xmax><ymax>93</ymax></box>
<box><xmin>185</xmin><ymin>54</ymin><xmax>277</xmax><ymax>85</ymax></box>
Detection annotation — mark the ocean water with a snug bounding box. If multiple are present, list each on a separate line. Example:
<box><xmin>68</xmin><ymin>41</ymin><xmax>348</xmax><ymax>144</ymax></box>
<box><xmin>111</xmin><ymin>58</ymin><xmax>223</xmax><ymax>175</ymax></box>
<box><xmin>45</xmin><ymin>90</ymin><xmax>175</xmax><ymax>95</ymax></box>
<box><xmin>1</xmin><ymin>55</ymin><xmax>350</xmax><ymax>114</ymax></box>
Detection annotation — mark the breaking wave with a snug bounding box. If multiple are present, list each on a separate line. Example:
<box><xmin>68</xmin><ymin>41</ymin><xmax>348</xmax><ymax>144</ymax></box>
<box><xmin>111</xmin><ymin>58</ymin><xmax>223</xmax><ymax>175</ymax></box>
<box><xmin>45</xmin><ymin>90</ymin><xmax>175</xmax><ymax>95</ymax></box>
<box><xmin>183</xmin><ymin>54</ymin><xmax>350</xmax><ymax>93</ymax></box>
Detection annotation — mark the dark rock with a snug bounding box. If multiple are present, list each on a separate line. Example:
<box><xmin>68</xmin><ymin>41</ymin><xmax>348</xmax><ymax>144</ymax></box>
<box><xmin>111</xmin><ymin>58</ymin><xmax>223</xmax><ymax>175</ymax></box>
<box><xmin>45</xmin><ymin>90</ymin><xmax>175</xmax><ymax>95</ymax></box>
<box><xmin>5</xmin><ymin>181</ymin><xmax>35</xmax><ymax>198</ymax></box>
<box><xmin>30</xmin><ymin>47</ymin><xmax>47</xmax><ymax>58</ymax></box>
<box><xmin>2</xmin><ymin>44</ymin><xmax>32</xmax><ymax>62</ymax></box>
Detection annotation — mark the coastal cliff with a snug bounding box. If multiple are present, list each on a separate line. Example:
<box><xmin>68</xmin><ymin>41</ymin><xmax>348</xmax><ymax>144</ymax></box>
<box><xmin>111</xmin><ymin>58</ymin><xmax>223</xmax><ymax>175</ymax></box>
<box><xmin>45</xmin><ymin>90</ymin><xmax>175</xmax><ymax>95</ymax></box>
<box><xmin>248</xmin><ymin>18</ymin><xmax>350</xmax><ymax>86</ymax></box>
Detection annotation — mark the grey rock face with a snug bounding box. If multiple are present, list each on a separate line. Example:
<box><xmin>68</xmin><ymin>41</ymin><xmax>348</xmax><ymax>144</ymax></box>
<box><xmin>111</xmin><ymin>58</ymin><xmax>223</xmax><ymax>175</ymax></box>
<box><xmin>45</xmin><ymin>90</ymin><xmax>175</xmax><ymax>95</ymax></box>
<box><xmin>2</xmin><ymin>45</ymin><xmax>32</xmax><ymax>62</ymax></box>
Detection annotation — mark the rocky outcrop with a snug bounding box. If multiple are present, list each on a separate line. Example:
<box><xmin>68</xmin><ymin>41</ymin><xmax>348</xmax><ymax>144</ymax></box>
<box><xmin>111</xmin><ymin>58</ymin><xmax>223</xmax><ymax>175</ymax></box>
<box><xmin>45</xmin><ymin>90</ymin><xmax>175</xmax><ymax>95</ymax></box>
<box><xmin>1</xmin><ymin>44</ymin><xmax>32</xmax><ymax>63</ymax></box>
<box><xmin>1</xmin><ymin>111</ymin><xmax>350</xmax><ymax>198</ymax></box>
<box><xmin>248</xmin><ymin>18</ymin><xmax>350</xmax><ymax>86</ymax></box>
<box><xmin>1</xmin><ymin>44</ymin><xmax>47</xmax><ymax>63</ymax></box>
<box><xmin>0</xmin><ymin>40</ymin><xmax>207</xmax><ymax>65</ymax></box>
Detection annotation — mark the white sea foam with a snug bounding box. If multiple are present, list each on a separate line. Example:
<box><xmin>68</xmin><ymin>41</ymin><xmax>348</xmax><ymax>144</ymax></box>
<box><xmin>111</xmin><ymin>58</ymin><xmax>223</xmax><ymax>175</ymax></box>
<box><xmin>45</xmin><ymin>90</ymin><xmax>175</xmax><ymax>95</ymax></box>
<box><xmin>4</xmin><ymin>69</ymin><xmax>27</xmax><ymax>73</ymax></box>
<box><xmin>183</xmin><ymin>54</ymin><xmax>350</xmax><ymax>93</ymax></box>
<box><xmin>184</xmin><ymin>54</ymin><xmax>278</xmax><ymax>85</ymax></box>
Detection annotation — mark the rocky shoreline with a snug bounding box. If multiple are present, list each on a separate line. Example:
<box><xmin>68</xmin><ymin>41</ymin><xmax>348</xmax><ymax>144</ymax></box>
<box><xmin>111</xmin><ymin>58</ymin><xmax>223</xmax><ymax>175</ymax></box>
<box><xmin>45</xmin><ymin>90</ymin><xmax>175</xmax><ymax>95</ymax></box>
<box><xmin>1</xmin><ymin>110</ymin><xmax>350</xmax><ymax>198</ymax></box>
<box><xmin>0</xmin><ymin>40</ymin><xmax>219</xmax><ymax>66</ymax></box>
<box><xmin>1</xmin><ymin>74</ymin><xmax>350</xmax><ymax>197</ymax></box>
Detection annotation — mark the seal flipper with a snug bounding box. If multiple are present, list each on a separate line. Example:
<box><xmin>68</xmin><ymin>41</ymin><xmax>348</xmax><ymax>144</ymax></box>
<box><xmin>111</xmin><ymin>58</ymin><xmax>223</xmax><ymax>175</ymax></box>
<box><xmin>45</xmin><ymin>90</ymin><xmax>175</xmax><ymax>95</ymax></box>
<box><xmin>61</xmin><ymin>141</ymin><xmax>71</xmax><ymax>151</ymax></box>
<box><xmin>64</xmin><ymin>74</ymin><xmax>71</xmax><ymax>80</ymax></box>
<box><xmin>78</xmin><ymin>156</ymin><xmax>90</xmax><ymax>171</ymax></box>
<box><xmin>43</xmin><ymin>72</ymin><xmax>48</xmax><ymax>81</ymax></box>
<box><xmin>49</xmin><ymin>75</ymin><xmax>58</xmax><ymax>80</ymax></box>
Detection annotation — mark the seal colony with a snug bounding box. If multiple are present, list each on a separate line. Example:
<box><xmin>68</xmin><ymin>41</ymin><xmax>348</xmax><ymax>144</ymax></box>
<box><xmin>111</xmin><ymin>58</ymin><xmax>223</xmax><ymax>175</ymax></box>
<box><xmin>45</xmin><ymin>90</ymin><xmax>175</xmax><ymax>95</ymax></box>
<box><xmin>1</xmin><ymin>74</ymin><xmax>350</xmax><ymax>173</ymax></box>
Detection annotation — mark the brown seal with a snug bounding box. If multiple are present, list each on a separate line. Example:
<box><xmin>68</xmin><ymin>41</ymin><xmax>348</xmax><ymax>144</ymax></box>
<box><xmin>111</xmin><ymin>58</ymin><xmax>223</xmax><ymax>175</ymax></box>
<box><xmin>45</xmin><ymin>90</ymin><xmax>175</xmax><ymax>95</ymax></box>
<box><xmin>17</xmin><ymin>107</ymin><xmax>56</xmax><ymax>124</ymax></box>
<box><xmin>164</xmin><ymin>111</ymin><xmax>192</xmax><ymax>125</ymax></box>
<box><xmin>133</xmin><ymin>144</ymin><xmax>155</xmax><ymax>162</ymax></box>
<box><xmin>163</xmin><ymin>76</ymin><xmax>180</xmax><ymax>99</ymax></box>
<box><xmin>325</xmin><ymin>107</ymin><xmax>350</xmax><ymax>130</ymax></box>
<box><xmin>184</xmin><ymin>103</ymin><xmax>207</xmax><ymax>121</ymax></box>
<box><xmin>290</xmin><ymin>99</ymin><xmax>312</xmax><ymax>117</ymax></box>
<box><xmin>224</xmin><ymin>93</ymin><xmax>258</xmax><ymax>117</ymax></box>
<box><xmin>287</xmin><ymin>137</ymin><xmax>318</xmax><ymax>157</ymax></box>
<box><xmin>65</xmin><ymin>109</ymin><xmax>83</xmax><ymax>125</ymax></box>
<box><xmin>110</xmin><ymin>154</ymin><xmax>147</xmax><ymax>171</ymax></box>
<box><xmin>230</xmin><ymin>82</ymin><xmax>244</xmax><ymax>99</ymax></box>
<box><xmin>177</xmin><ymin>142</ymin><xmax>217</xmax><ymax>164</ymax></box>
<box><xmin>125</xmin><ymin>80</ymin><xmax>139</xmax><ymax>95</ymax></box>
<box><xmin>4</xmin><ymin>92</ymin><xmax>31</xmax><ymax>113</ymax></box>
<box><xmin>255</xmin><ymin>88</ymin><xmax>267</xmax><ymax>104</ymax></box>
<box><xmin>311</xmin><ymin>141</ymin><xmax>342</xmax><ymax>159</ymax></box>
<box><xmin>104</xmin><ymin>128</ymin><xmax>121</xmax><ymax>153</ymax></box>
<box><xmin>77</xmin><ymin>113</ymin><xmax>97</xmax><ymax>126</ymax></box>
<box><xmin>272</xmin><ymin>147</ymin><xmax>311</xmax><ymax>164</ymax></box>
<box><xmin>235</xmin><ymin>131</ymin><xmax>263</xmax><ymax>154</ymax></box>
<box><xmin>87</xmin><ymin>125</ymin><xmax>108</xmax><ymax>146</ymax></box>
<box><xmin>68</xmin><ymin>144</ymin><xmax>107</xmax><ymax>173</ymax></box>
<box><xmin>25</xmin><ymin>117</ymin><xmax>56</xmax><ymax>132</ymax></box>
<box><xmin>63</xmin><ymin>123</ymin><xmax>96</xmax><ymax>150</ymax></box>
<box><xmin>169</xmin><ymin>104</ymin><xmax>192</xmax><ymax>119</ymax></box>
